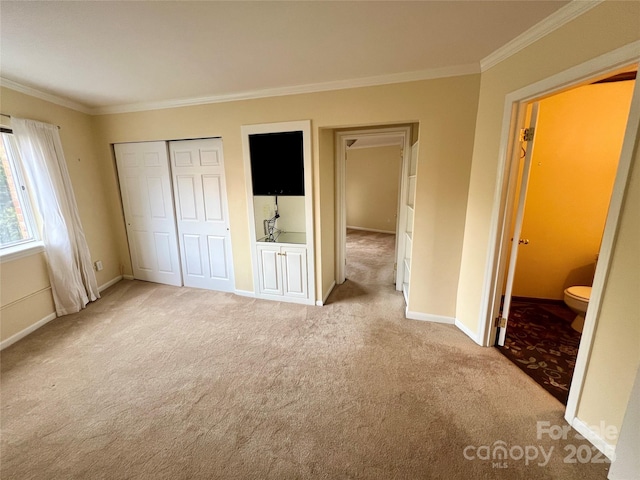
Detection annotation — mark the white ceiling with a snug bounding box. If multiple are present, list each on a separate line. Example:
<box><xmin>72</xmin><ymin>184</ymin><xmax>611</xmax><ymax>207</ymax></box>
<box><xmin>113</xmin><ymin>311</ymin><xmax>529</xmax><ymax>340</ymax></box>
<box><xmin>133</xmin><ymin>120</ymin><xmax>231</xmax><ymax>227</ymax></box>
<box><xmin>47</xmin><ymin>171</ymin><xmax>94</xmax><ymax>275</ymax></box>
<box><xmin>0</xmin><ymin>1</ymin><xmax>573</xmax><ymax>113</ymax></box>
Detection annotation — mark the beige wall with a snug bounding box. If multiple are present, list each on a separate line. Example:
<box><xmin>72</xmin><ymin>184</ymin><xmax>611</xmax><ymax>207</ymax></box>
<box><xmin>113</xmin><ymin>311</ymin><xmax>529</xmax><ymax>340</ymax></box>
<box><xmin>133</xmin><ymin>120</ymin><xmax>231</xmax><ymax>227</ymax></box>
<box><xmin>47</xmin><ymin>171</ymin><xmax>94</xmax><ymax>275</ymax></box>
<box><xmin>0</xmin><ymin>252</ymin><xmax>54</xmax><ymax>341</ymax></box>
<box><xmin>93</xmin><ymin>74</ymin><xmax>480</xmax><ymax>317</ymax></box>
<box><xmin>456</xmin><ymin>0</ymin><xmax>640</xmax><ymax>445</ymax></box>
<box><xmin>318</xmin><ymin>128</ymin><xmax>335</xmax><ymax>300</ymax></box>
<box><xmin>579</xmin><ymin>140</ymin><xmax>640</xmax><ymax>446</ymax></box>
<box><xmin>0</xmin><ymin>87</ymin><xmax>123</xmax><ymax>343</ymax></box>
<box><xmin>346</xmin><ymin>145</ymin><xmax>402</xmax><ymax>233</ymax></box>
<box><xmin>513</xmin><ymin>81</ymin><xmax>634</xmax><ymax>299</ymax></box>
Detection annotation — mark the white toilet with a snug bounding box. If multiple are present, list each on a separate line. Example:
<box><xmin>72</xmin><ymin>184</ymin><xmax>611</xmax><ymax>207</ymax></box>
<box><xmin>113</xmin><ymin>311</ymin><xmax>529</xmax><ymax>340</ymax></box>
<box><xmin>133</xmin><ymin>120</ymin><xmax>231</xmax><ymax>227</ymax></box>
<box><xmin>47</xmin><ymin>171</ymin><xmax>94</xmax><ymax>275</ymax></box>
<box><xmin>563</xmin><ymin>286</ymin><xmax>591</xmax><ymax>333</ymax></box>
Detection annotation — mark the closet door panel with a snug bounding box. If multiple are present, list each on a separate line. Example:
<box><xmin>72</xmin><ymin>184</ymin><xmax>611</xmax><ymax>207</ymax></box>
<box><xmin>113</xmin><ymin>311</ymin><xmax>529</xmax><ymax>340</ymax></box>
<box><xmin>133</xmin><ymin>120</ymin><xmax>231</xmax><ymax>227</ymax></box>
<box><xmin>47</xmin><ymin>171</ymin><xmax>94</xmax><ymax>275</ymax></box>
<box><xmin>170</xmin><ymin>138</ymin><xmax>235</xmax><ymax>292</ymax></box>
<box><xmin>114</xmin><ymin>142</ymin><xmax>182</xmax><ymax>286</ymax></box>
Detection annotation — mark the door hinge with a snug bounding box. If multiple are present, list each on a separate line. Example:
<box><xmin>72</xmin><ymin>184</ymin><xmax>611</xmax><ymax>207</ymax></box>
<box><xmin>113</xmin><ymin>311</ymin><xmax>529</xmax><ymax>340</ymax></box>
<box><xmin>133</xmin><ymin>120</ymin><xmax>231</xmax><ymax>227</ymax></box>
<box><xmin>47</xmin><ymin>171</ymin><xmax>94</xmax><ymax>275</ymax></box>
<box><xmin>495</xmin><ymin>317</ymin><xmax>507</xmax><ymax>328</ymax></box>
<box><xmin>520</xmin><ymin>128</ymin><xmax>535</xmax><ymax>142</ymax></box>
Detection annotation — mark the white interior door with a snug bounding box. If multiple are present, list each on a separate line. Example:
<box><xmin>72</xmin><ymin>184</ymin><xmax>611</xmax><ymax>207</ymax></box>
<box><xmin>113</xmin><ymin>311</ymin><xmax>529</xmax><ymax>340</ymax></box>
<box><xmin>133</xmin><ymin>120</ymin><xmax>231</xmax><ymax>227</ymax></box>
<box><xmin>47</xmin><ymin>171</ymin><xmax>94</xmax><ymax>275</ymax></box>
<box><xmin>169</xmin><ymin>138</ymin><xmax>235</xmax><ymax>292</ymax></box>
<box><xmin>114</xmin><ymin>142</ymin><xmax>182</xmax><ymax>286</ymax></box>
<box><xmin>497</xmin><ymin>102</ymin><xmax>539</xmax><ymax>346</ymax></box>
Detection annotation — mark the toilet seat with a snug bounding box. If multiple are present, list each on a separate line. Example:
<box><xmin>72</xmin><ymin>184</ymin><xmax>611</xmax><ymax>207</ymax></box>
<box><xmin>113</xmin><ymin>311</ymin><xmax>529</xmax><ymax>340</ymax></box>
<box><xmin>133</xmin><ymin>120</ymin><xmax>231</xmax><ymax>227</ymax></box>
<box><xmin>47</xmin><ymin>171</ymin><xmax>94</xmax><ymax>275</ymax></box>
<box><xmin>565</xmin><ymin>286</ymin><xmax>591</xmax><ymax>301</ymax></box>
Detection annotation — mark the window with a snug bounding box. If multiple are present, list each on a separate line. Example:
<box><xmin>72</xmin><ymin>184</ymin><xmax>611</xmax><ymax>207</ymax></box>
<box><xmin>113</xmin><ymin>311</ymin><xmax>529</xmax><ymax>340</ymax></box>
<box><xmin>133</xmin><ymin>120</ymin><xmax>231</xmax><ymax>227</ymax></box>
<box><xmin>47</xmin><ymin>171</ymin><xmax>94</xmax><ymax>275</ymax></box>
<box><xmin>0</xmin><ymin>132</ymin><xmax>39</xmax><ymax>252</ymax></box>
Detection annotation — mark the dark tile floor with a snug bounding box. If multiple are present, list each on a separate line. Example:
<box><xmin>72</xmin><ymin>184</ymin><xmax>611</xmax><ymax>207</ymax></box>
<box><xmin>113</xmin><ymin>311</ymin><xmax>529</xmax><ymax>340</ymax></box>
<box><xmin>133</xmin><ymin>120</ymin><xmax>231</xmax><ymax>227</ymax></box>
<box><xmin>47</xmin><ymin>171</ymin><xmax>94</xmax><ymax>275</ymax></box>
<box><xmin>499</xmin><ymin>299</ymin><xmax>582</xmax><ymax>404</ymax></box>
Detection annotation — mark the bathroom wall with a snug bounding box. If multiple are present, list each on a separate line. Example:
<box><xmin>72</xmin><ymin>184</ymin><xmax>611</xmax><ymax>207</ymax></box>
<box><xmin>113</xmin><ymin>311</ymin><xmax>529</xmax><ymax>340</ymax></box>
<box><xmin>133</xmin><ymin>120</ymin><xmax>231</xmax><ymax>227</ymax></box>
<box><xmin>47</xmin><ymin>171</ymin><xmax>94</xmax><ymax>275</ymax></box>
<box><xmin>346</xmin><ymin>145</ymin><xmax>402</xmax><ymax>233</ymax></box>
<box><xmin>512</xmin><ymin>80</ymin><xmax>635</xmax><ymax>300</ymax></box>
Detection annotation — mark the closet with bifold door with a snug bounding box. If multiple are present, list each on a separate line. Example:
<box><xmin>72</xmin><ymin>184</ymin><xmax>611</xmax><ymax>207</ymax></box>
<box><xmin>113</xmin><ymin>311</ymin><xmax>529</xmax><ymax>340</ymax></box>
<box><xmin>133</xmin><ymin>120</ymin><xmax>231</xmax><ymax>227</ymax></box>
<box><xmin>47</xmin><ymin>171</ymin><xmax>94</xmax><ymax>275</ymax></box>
<box><xmin>114</xmin><ymin>138</ymin><xmax>235</xmax><ymax>292</ymax></box>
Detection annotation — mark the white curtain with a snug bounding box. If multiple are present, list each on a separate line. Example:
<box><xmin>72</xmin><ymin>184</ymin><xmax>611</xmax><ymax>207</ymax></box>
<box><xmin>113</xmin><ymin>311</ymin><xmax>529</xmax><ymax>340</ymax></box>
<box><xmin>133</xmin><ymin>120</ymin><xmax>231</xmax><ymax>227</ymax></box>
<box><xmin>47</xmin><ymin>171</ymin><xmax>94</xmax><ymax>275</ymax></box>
<box><xmin>13</xmin><ymin>118</ymin><xmax>99</xmax><ymax>316</ymax></box>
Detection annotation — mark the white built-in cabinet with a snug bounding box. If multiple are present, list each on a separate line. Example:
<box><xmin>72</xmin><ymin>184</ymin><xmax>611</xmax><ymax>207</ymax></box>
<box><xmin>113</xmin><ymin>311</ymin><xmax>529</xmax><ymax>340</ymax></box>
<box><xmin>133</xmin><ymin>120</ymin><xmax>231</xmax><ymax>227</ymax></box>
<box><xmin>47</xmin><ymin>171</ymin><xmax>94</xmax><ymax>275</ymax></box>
<box><xmin>401</xmin><ymin>140</ymin><xmax>418</xmax><ymax>304</ymax></box>
<box><xmin>257</xmin><ymin>244</ymin><xmax>308</xmax><ymax>298</ymax></box>
<box><xmin>242</xmin><ymin>121</ymin><xmax>315</xmax><ymax>305</ymax></box>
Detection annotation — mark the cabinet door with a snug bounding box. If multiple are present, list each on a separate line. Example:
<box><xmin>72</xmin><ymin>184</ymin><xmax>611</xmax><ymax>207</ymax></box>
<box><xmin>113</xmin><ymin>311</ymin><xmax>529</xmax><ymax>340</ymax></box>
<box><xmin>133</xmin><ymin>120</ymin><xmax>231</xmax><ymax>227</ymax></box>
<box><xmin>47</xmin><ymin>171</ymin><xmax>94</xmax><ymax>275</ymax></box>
<box><xmin>282</xmin><ymin>247</ymin><xmax>308</xmax><ymax>299</ymax></box>
<box><xmin>257</xmin><ymin>245</ymin><xmax>283</xmax><ymax>295</ymax></box>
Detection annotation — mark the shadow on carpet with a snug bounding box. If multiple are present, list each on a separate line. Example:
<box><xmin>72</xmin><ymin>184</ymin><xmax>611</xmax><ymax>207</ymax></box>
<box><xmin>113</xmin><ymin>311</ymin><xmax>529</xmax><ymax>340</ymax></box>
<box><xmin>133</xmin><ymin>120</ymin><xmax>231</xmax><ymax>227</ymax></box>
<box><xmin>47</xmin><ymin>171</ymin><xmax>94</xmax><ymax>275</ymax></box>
<box><xmin>499</xmin><ymin>301</ymin><xmax>582</xmax><ymax>404</ymax></box>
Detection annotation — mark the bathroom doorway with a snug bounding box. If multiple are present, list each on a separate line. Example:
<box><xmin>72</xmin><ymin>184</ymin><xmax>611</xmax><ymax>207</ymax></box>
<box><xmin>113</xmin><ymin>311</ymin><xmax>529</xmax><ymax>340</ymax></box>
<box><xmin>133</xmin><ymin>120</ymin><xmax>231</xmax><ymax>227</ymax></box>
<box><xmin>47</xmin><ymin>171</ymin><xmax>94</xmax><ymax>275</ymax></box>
<box><xmin>497</xmin><ymin>71</ymin><xmax>636</xmax><ymax>404</ymax></box>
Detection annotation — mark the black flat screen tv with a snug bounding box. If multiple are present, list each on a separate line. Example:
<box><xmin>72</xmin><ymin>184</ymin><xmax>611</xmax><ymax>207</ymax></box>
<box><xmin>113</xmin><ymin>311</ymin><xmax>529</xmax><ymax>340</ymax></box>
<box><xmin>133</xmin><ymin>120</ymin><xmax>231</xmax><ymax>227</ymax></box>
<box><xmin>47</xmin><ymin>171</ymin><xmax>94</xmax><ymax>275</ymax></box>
<box><xmin>249</xmin><ymin>131</ymin><xmax>304</xmax><ymax>196</ymax></box>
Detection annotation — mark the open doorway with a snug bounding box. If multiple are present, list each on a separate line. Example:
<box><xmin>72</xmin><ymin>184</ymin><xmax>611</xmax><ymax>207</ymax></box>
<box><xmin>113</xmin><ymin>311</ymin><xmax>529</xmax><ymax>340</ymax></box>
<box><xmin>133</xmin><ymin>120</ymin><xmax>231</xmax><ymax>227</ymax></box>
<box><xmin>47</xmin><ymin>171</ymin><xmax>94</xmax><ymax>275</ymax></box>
<box><xmin>335</xmin><ymin>125</ymin><xmax>414</xmax><ymax>295</ymax></box>
<box><xmin>496</xmin><ymin>73</ymin><xmax>636</xmax><ymax>404</ymax></box>
<box><xmin>344</xmin><ymin>139</ymin><xmax>403</xmax><ymax>286</ymax></box>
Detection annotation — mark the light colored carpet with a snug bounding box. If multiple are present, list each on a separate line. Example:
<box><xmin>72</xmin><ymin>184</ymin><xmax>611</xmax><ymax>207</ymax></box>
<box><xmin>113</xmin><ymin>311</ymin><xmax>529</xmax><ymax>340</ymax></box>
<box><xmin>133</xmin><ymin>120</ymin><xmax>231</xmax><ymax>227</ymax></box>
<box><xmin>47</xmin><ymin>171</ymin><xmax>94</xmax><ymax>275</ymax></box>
<box><xmin>0</xmin><ymin>231</ymin><xmax>610</xmax><ymax>479</ymax></box>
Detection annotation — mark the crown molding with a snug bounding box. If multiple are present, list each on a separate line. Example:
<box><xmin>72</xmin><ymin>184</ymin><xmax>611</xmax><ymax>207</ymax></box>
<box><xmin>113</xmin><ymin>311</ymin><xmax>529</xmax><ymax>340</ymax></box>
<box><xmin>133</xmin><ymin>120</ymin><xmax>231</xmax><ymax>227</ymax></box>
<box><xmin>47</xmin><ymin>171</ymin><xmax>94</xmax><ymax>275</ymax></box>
<box><xmin>0</xmin><ymin>1</ymin><xmax>606</xmax><ymax>116</ymax></box>
<box><xmin>90</xmin><ymin>63</ymin><xmax>480</xmax><ymax>115</ymax></box>
<box><xmin>480</xmin><ymin>0</ymin><xmax>604</xmax><ymax>72</ymax></box>
<box><xmin>0</xmin><ymin>77</ymin><xmax>93</xmax><ymax>115</ymax></box>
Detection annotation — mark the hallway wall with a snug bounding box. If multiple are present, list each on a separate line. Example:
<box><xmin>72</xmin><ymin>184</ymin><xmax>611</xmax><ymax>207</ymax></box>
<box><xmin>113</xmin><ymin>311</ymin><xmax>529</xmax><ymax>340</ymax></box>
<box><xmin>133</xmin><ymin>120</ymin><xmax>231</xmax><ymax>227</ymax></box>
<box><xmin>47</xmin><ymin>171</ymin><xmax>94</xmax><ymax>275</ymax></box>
<box><xmin>346</xmin><ymin>145</ymin><xmax>402</xmax><ymax>233</ymax></box>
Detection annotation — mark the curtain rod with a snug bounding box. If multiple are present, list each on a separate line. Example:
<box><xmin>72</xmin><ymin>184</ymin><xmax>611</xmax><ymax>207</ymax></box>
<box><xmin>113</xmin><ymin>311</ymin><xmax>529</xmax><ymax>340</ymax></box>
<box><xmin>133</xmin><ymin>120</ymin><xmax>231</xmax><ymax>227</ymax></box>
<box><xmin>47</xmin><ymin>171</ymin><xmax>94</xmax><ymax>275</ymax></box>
<box><xmin>0</xmin><ymin>113</ymin><xmax>61</xmax><ymax>129</ymax></box>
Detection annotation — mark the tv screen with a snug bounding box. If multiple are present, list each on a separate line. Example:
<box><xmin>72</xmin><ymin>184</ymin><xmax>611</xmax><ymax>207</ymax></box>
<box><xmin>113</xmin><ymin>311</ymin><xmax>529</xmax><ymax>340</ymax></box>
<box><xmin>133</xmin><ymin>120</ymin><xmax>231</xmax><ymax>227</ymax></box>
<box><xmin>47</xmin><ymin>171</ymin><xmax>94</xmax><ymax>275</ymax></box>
<box><xmin>249</xmin><ymin>131</ymin><xmax>304</xmax><ymax>196</ymax></box>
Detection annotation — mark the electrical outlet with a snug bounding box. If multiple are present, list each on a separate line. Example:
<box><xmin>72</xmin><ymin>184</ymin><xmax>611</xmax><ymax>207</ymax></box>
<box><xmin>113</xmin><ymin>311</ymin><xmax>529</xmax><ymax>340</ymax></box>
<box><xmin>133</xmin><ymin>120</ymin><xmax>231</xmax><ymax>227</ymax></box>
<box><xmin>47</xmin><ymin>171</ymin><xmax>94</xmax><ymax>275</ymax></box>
<box><xmin>95</xmin><ymin>260</ymin><xmax>103</xmax><ymax>271</ymax></box>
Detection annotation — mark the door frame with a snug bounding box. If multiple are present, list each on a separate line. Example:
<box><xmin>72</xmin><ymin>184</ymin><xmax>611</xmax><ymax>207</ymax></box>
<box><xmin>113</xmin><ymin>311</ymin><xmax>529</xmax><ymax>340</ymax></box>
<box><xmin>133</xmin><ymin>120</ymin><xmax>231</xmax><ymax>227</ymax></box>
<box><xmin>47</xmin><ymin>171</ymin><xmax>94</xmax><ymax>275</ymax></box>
<box><xmin>335</xmin><ymin>125</ymin><xmax>412</xmax><ymax>288</ymax></box>
<box><xmin>478</xmin><ymin>40</ymin><xmax>640</xmax><ymax>441</ymax></box>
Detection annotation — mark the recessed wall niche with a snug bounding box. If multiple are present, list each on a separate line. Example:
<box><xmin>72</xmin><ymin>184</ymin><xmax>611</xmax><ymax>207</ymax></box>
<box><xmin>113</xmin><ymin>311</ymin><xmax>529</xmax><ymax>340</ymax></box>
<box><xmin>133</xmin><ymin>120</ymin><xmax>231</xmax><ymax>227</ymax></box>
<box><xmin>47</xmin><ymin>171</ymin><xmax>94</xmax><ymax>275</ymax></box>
<box><xmin>241</xmin><ymin>120</ymin><xmax>315</xmax><ymax>305</ymax></box>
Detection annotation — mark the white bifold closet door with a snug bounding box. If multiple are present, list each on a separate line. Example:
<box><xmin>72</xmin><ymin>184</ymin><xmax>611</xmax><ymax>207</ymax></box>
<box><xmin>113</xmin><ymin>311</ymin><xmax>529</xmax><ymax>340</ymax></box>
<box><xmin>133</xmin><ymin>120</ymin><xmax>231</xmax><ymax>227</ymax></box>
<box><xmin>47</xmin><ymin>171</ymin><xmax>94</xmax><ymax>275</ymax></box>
<box><xmin>169</xmin><ymin>138</ymin><xmax>235</xmax><ymax>292</ymax></box>
<box><xmin>114</xmin><ymin>142</ymin><xmax>182</xmax><ymax>286</ymax></box>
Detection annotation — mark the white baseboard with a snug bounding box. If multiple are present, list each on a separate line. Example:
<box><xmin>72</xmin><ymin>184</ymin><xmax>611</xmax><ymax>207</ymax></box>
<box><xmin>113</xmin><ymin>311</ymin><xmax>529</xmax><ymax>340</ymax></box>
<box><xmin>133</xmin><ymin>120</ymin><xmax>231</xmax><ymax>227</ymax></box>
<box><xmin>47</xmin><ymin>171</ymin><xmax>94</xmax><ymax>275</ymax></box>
<box><xmin>234</xmin><ymin>289</ymin><xmax>255</xmax><ymax>298</ymax></box>
<box><xmin>455</xmin><ymin>319</ymin><xmax>482</xmax><ymax>345</ymax></box>
<box><xmin>316</xmin><ymin>281</ymin><xmax>336</xmax><ymax>306</ymax></box>
<box><xmin>0</xmin><ymin>312</ymin><xmax>57</xmax><ymax>351</ymax></box>
<box><xmin>122</xmin><ymin>274</ymin><xmax>134</xmax><ymax>280</ymax></box>
<box><xmin>98</xmin><ymin>275</ymin><xmax>123</xmax><ymax>293</ymax></box>
<box><xmin>571</xmin><ymin>416</ymin><xmax>617</xmax><ymax>461</ymax></box>
<box><xmin>405</xmin><ymin>308</ymin><xmax>455</xmax><ymax>324</ymax></box>
<box><xmin>346</xmin><ymin>225</ymin><xmax>396</xmax><ymax>234</ymax></box>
